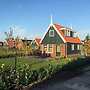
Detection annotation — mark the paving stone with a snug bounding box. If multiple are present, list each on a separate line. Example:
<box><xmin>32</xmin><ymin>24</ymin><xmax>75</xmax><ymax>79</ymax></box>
<box><xmin>65</xmin><ymin>83</ymin><xmax>90</xmax><ymax>90</ymax></box>
<box><xmin>32</xmin><ymin>67</ymin><xmax>90</xmax><ymax>90</ymax></box>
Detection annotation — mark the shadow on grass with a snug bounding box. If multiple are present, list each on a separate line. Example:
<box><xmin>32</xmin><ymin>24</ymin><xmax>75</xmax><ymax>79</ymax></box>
<box><xmin>30</xmin><ymin>56</ymin><xmax>90</xmax><ymax>90</ymax></box>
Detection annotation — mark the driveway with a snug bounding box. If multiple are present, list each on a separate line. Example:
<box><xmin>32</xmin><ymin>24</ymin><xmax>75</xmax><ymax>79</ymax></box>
<box><xmin>31</xmin><ymin>66</ymin><xmax>90</xmax><ymax>90</ymax></box>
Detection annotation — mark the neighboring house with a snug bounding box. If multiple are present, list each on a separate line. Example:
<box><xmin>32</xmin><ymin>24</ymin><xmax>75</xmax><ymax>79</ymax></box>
<box><xmin>0</xmin><ymin>41</ymin><xmax>4</xmax><ymax>46</ymax></box>
<box><xmin>6</xmin><ymin>38</ymin><xmax>32</xmax><ymax>50</ymax></box>
<box><xmin>7</xmin><ymin>38</ymin><xmax>15</xmax><ymax>48</ymax></box>
<box><xmin>22</xmin><ymin>39</ymin><xmax>32</xmax><ymax>46</ymax></box>
<box><xmin>31</xmin><ymin>38</ymin><xmax>41</xmax><ymax>50</ymax></box>
<box><xmin>21</xmin><ymin>39</ymin><xmax>33</xmax><ymax>54</ymax></box>
<box><xmin>15</xmin><ymin>39</ymin><xmax>24</xmax><ymax>50</ymax></box>
<box><xmin>15</xmin><ymin>39</ymin><xmax>32</xmax><ymax>50</ymax></box>
<box><xmin>40</xmin><ymin>23</ymin><xmax>81</xmax><ymax>57</ymax></box>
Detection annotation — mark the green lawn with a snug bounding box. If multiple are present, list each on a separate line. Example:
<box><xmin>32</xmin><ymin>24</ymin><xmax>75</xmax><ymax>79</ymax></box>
<box><xmin>0</xmin><ymin>47</ymin><xmax>70</xmax><ymax>70</ymax></box>
<box><xmin>0</xmin><ymin>56</ymin><xmax>69</xmax><ymax>70</ymax></box>
<box><xmin>0</xmin><ymin>55</ymin><xmax>88</xmax><ymax>90</ymax></box>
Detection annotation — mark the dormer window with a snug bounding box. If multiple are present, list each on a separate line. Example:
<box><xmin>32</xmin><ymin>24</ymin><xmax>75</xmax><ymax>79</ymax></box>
<box><xmin>66</xmin><ymin>30</ymin><xmax>70</xmax><ymax>36</ymax></box>
<box><xmin>49</xmin><ymin>30</ymin><xmax>54</xmax><ymax>37</ymax></box>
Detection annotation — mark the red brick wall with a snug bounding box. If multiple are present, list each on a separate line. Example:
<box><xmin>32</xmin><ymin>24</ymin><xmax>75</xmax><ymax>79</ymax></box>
<box><xmin>51</xmin><ymin>44</ymin><xmax>56</xmax><ymax>57</ymax></box>
<box><xmin>41</xmin><ymin>44</ymin><xmax>67</xmax><ymax>58</ymax></box>
<box><xmin>60</xmin><ymin>44</ymin><xmax>66</xmax><ymax>57</ymax></box>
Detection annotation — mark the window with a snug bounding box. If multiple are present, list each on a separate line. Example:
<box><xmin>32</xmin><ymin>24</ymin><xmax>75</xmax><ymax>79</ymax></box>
<box><xmin>47</xmin><ymin>44</ymin><xmax>52</xmax><ymax>53</ymax></box>
<box><xmin>71</xmin><ymin>44</ymin><xmax>74</xmax><ymax>50</ymax></box>
<box><xmin>65</xmin><ymin>30</ymin><xmax>70</xmax><ymax>36</ymax></box>
<box><xmin>68</xmin><ymin>31</ymin><xmax>70</xmax><ymax>36</ymax></box>
<box><xmin>77</xmin><ymin>44</ymin><xmax>80</xmax><ymax>50</ymax></box>
<box><xmin>44</xmin><ymin>44</ymin><xmax>47</xmax><ymax>52</ymax></box>
<box><xmin>49</xmin><ymin>30</ymin><xmax>54</xmax><ymax>37</ymax></box>
<box><xmin>56</xmin><ymin>45</ymin><xmax>60</xmax><ymax>52</ymax></box>
<box><xmin>44</xmin><ymin>44</ymin><xmax>47</xmax><ymax>48</ymax></box>
<box><xmin>56</xmin><ymin>45</ymin><xmax>60</xmax><ymax>56</ymax></box>
<box><xmin>71</xmin><ymin>31</ymin><xmax>74</xmax><ymax>37</ymax></box>
<box><xmin>67</xmin><ymin>30</ymin><xmax>69</xmax><ymax>36</ymax></box>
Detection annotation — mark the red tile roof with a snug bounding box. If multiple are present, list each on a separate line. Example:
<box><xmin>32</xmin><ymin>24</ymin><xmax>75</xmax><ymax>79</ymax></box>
<box><xmin>54</xmin><ymin>24</ymin><xmax>64</xmax><ymax>36</ymax></box>
<box><xmin>64</xmin><ymin>37</ymin><xmax>81</xmax><ymax>43</ymax></box>
<box><xmin>54</xmin><ymin>24</ymin><xmax>64</xmax><ymax>30</ymax></box>
<box><xmin>54</xmin><ymin>24</ymin><xmax>81</xmax><ymax>44</ymax></box>
<box><xmin>35</xmin><ymin>38</ymin><xmax>41</xmax><ymax>46</ymax></box>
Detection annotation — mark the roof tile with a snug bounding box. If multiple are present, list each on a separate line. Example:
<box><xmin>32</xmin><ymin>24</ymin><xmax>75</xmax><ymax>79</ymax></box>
<box><xmin>54</xmin><ymin>24</ymin><xmax>81</xmax><ymax>43</ymax></box>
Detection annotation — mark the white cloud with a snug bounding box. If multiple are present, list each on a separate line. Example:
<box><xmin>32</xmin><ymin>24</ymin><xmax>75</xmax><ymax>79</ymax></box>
<box><xmin>13</xmin><ymin>25</ymin><xmax>27</xmax><ymax>38</ymax></box>
<box><xmin>0</xmin><ymin>32</ymin><xmax>5</xmax><ymax>41</ymax></box>
<box><xmin>14</xmin><ymin>25</ymin><xmax>35</xmax><ymax>40</ymax></box>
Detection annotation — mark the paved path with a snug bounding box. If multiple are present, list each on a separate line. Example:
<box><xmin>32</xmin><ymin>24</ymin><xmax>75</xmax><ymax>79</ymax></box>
<box><xmin>31</xmin><ymin>66</ymin><xmax>90</xmax><ymax>90</ymax></box>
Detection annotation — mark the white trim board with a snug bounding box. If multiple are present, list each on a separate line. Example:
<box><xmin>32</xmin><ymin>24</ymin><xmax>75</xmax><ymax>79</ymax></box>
<box><xmin>40</xmin><ymin>24</ymin><xmax>66</xmax><ymax>44</ymax></box>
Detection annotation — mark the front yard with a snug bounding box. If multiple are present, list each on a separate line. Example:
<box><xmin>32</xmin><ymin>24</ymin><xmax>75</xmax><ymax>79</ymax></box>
<box><xmin>0</xmin><ymin>55</ymin><xmax>90</xmax><ymax>90</ymax></box>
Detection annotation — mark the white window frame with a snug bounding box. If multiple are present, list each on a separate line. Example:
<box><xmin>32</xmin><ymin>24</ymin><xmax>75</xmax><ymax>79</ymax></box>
<box><xmin>67</xmin><ymin>30</ymin><xmax>69</xmax><ymax>36</ymax></box>
<box><xmin>72</xmin><ymin>44</ymin><xmax>74</xmax><ymax>50</ymax></box>
<box><xmin>49</xmin><ymin>30</ymin><xmax>54</xmax><ymax>37</ymax></box>
<box><xmin>44</xmin><ymin>44</ymin><xmax>47</xmax><ymax>48</ymax></box>
<box><xmin>77</xmin><ymin>44</ymin><xmax>80</xmax><ymax>50</ymax></box>
<box><xmin>47</xmin><ymin>44</ymin><xmax>52</xmax><ymax>53</ymax></box>
<box><xmin>68</xmin><ymin>31</ymin><xmax>70</xmax><ymax>36</ymax></box>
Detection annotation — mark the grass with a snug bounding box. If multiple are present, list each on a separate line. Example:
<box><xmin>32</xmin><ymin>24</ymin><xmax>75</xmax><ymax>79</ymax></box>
<box><xmin>0</xmin><ymin>56</ymin><xmax>70</xmax><ymax>71</ymax></box>
<box><xmin>0</xmin><ymin>55</ymin><xmax>90</xmax><ymax>90</ymax></box>
<box><xmin>0</xmin><ymin>47</ymin><xmax>71</xmax><ymax>70</ymax></box>
<box><xmin>0</xmin><ymin>56</ymin><xmax>57</xmax><ymax>69</ymax></box>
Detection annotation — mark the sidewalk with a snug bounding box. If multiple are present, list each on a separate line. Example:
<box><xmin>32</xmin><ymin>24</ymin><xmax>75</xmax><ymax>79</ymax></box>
<box><xmin>31</xmin><ymin>66</ymin><xmax>90</xmax><ymax>90</ymax></box>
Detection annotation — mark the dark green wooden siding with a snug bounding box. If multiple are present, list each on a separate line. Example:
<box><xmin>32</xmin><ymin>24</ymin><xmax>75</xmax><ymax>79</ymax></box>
<box><xmin>67</xmin><ymin>43</ymin><xmax>80</xmax><ymax>55</ymax></box>
<box><xmin>42</xmin><ymin>26</ymin><xmax>64</xmax><ymax>44</ymax></box>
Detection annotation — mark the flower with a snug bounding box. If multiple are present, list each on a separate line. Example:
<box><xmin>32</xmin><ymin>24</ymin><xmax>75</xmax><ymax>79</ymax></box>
<box><xmin>1</xmin><ymin>64</ymin><xmax>5</xmax><ymax>68</ymax></box>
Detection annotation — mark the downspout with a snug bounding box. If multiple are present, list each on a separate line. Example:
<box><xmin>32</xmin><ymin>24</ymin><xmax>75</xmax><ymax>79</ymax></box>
<box><xmin>65</xmin><ymin>43</ymin><xmax>67</xmax><ymax>58</ymax></box>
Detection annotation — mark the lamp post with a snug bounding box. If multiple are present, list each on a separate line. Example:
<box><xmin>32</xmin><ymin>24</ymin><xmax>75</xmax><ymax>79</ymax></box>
<box><xmin>14</xmin><ymin>47</ymin><xmax>17</xmax><ymax>74</ymax></box>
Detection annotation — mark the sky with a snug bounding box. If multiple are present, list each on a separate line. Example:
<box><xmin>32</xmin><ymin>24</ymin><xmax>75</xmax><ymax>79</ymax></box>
<box><xmin>0</xmin><ymin>0</ymin><xmax>90</xmax><ymax>41</ymax></box>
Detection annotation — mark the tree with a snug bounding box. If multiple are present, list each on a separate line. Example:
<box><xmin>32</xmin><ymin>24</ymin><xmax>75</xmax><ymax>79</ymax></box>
<box><xmin>4</xmin><ymin>27</ymin><xmax>15</xmax><ymax>48</ymax></box>
<box><xmin>83</xmin><ymin>34</ymin><xmax>90</xmax><ymax>56</ymax></box>
<box><xmin>5</xmin><ymin>27</ymin><xmax>13</xmax><ymax>39</ymax></box>
<box><xmin>85</xmin><ymin>33</ymin><xmax>90</xmax><ymax>41</ymax></box>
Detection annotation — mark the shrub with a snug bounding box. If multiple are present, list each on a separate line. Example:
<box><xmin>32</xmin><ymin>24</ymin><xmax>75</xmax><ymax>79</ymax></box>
<box><xmin>38</xmin><ymin>67</ymin><xmax>47</xmax><ymax>80</ymax></box>
<box><xmin>0</xmin><ymin>57</ymin><xmax>89</xmax><ymax>90</ymax></box>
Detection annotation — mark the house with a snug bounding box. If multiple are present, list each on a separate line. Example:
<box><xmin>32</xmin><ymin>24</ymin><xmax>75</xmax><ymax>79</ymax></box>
<box><xmin>22</xmin><ymin>39</ymin><xmax>32</xmax><ymax>46</ymax></box>
<box><xmin>31</xmin><ymin>38</ymin><xmax>41</xmax><ymax>50</ymax></box>
<box><xmin>7</xmin><ymin>38</ymin><xmax>15</xmax><ymax>48</ymax></box>
<box><xmin>0</xmin><ymin>41</ymin><xmax>4</xmax><ymax>47</ymax></box>
<box><xmin>15</xmin><ymin>39</ymin><xmax>24</xmax><ymax>50</ymax></box>
<box><xmin>40</xmin><ymin>23</ymin><xmax>81</xmax><ymax>57</ymax></box>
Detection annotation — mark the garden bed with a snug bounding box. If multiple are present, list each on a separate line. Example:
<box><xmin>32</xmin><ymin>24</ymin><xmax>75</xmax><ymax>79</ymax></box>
<box><xmin>0</xmin><ymin>56</ymin><xmax>90</xmax><ymax>90</ymax></box>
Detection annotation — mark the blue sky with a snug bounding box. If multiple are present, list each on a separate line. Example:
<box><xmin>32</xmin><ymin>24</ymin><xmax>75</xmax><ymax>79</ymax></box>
<box><xmin>0</xmin><ymin>0</ymin><xmax>90</xmax><ymax>40</ymax></box>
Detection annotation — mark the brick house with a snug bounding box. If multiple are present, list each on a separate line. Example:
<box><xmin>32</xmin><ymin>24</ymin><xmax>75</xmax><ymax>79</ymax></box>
<box><xmin>40</xmin><ymin>23</ymin><xmax>81</xmax><ymax>57</ymax></box>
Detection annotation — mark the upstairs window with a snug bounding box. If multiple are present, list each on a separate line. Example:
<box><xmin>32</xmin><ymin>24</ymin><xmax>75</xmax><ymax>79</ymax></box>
<box><xmin>49</xmin><ymin>30</ymin><xmax>54</xmax><ymax>37</ymax></box>
<box><xmin>68</xmin><ymin>31</ymin><xmax>70</xmax><ymax>36</ymax></box>
<box><xmin>71</xmin><ymin>31</ymin><xmax>74</xmax><ymax>37</ymax></box>
<box><xmin>64</xmin><ymin>30</ymin><xmax>70</xmax><ymax>36</ymax></box>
